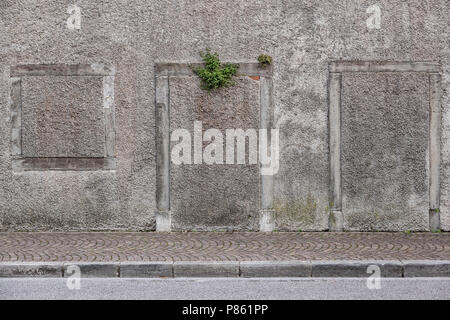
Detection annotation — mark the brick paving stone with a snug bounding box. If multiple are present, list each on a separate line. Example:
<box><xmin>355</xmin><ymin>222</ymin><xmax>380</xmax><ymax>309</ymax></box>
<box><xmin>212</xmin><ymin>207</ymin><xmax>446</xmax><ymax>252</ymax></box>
<box><xmin>0</xmin><ymin>232</ymin><xmax>448</xmax><ymax>262</ymax></box>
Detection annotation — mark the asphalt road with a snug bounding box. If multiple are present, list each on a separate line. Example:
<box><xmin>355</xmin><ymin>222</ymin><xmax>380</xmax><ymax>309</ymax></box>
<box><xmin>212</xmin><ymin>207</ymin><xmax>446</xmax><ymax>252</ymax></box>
<box><xmin>0</xmin><ymin>278</ymin><xmax>449</xmax><ymax>300</ymax></box>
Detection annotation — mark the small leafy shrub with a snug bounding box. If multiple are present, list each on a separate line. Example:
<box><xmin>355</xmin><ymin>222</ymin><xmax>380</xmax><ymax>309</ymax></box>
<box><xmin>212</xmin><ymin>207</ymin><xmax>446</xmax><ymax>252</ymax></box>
<box><xmin>257</xmin><ymin>54</ymin><xmax>272</xmax><ymax>66</ymax></box>
<box><xmin>193</xmin><ymin>50</ymin><xmax>238</xmax><ymax>90</ymax></box>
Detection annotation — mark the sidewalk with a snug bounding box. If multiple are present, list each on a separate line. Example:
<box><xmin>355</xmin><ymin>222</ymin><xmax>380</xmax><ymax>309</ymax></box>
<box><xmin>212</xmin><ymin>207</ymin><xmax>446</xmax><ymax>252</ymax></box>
<box><xmin>0</xmin><ymin>232</ymin><xmax>449</xmax><ymax>278</ymax></box>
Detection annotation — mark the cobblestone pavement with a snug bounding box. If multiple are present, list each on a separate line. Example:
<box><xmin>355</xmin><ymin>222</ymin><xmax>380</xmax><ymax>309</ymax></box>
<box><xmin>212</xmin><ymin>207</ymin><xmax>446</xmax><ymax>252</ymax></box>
<box><xmin>0</xmin><ymin>232</ymin><xmax>449</xmax><ymax>262</ymax></box>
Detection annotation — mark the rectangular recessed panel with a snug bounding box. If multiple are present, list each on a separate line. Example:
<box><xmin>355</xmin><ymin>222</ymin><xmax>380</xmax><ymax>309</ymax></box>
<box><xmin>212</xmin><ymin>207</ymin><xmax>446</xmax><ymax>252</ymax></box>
<box><xmin>21</xmin><ymin>76</ymin><xmax>105</xmax><ymax>158</ymax></box>
<box><xmin>169</xmin><ymin>77</ymin><xmax>260</xmax><ymax>230</ymax></box>
<box><xmin>341</xmin><ymin>72</ymin><xmax>429</xmax><ymax>230</ymax></box>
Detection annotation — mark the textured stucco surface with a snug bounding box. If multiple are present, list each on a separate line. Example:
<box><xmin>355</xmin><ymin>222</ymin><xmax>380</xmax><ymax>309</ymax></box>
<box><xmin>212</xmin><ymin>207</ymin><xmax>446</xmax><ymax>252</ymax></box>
<box><xmin>341</xmin><ymin>72</ymin><xmax>429</xmax><ymax>231</ymax></box>
<box><xmin>169</xmin><ymin>77</ymin><xmax>260</xmax><ymax>231</ymax></box>
<box><xmin>21</xmin><ymin>76</ymin><xmax>105</xmax><ymax>158</ymax></box>
<box><xmin>0</xmin><ymin>0</ymin><xmax>448</xmax><ymax>231</ymax></box>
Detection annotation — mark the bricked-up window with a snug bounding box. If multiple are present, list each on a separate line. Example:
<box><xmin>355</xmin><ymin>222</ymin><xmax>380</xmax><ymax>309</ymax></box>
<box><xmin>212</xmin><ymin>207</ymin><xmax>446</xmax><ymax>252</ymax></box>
<box><xmin>10</xmin><ymin>64</ymin><xmax>116</xmax><ymax>171</ymax></box>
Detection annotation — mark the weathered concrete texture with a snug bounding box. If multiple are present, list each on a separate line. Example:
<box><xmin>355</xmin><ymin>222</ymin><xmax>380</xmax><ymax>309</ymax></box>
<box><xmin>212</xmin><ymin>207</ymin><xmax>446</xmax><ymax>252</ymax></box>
<box><xmin>0</xmin><ymin>0</ymin><xmax>448</xmax><ymax>231</ymax></box>
<box><xmin>440</xmin><ymin>68</ymin><xmax>450</xmax><ymax>231</ymax></box>
<box><xmin>0</xmin><ymin>2</ymin><xmax>157</xmax><ymax>231</ymax></box>
<box><xmin>10</xmin><ymin>63</ymin><xmax>115</xmax><ymax>77</ymax></box>
<box><xmin>276</xmin><ymin>0</ymin><xmax>449</xmax><ymax>232</ymax></box>
<box><xmin>63</xmin><ymin>263</ymin><xmax>118</xmax><ymax>278</ymax></box>
<box><xmin>2</xmin><ymin>260</ymin><xmax>449</xmax><ymax>278</ymax></box>
<box><xmin>259</xmin><ymin>209</ymin><xmax>275</xmax><ymax>232</ymax></box>
<box><xmin>119</xmin><ymin>262</ymin><xmax>173</xmax><ymax>278</ymax></box>
<box><xmin>21</xmin><ymin>76</ymin><xmax>105</xmax><ymax>158</ymax></box>
<box><xmin>329</xmin><ymin>210</ymin><xmax>343</xmax><ymax>231</ymax></box>
<box><xmin>311</xmin><ymin>260</ymin><xmax>403</xmax><ymax>278</ymax></box>
<box><xmin>169</xmin><ymin>77</ymin><xmax>260</xmax><ymax>231</ymax></box>
<box><xmin>0</xmin><ymin>262</ymin><xmax>63</xmax><ymax>278</ymax></box>
<box><xmin>12</xmin><ymin>157</ymin><xmax>116</xmax><ymax>172</ymax></box>
<box><xmin>403</xmin><ymin>260</ymin><xmax>450</xmax><ymax>277</ymax></box>
<box><xmin>273</xmin><ymin>64</ymin><xmax>329</xmax><ymax>232</ymax></box>
<box><xmin>155</xmin><ymin>76</ymin><xmax>170</xmax><ymax>228</ymax></box>
<box><xmin>173</xmin><ymin>261</ymin><xmax>239</xmax><ymax>277</ymax></box>
<box><xmin>240</xmin><ymin>261</ymin><xmax>311</xmax><ymax>277</ymax></box>
<box><xmin>341</xmin><ymin>72</ymin><xmax>430</xmax><ymax>231</ymax></box>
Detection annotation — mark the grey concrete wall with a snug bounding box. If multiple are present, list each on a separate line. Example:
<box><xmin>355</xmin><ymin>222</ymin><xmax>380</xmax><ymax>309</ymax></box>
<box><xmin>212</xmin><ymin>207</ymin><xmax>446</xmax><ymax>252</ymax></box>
<box><xmin>169</xmin><ymin>77</ymin><xmax>260</xmax><ymax>231</ymax></box>
<box><xmin>341</xmin><ymin>72</ymin><xmax>429</xmax><ymax>231</ymax></box>
<box><xmin>0</xmin><ymin>0</ymin><xmax>448</xmax><ymax>231</ymax></box>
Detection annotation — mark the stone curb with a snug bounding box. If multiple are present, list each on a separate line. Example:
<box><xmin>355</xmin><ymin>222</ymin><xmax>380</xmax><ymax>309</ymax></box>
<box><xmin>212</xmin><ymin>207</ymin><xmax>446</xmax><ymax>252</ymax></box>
<box><xmin>0</xmin><ymin>262</ymin><xmax>63</xmax><ymax>278</ymax></box>
<box><xmin>120</xmin><ymin>262</ymin><xmax>173</xmax><ymax>278</ymax></box>
<box><xmin>403</xmin><ymin>260</ymin><xmax>450</xmax><ymax>277</ymax></box>
<box><xmin>311</xmin><ymin>260</ymin><xmax>404</xmax><ymax>278</ymax></box>
<box><xmin>62</xmin><ymin>262</ymin><xmax>119</xmax><ymax>278</ymax></box>
<box><xmin>240</xmin><ymin>261</ymin><xmax>311</xmax><ymax>277</ymax></box>
<box><xmin>0</xmin><ymin>260</ymin><xmax>448</xmax><ymax>278</ymax></box>
<box><xmin>174</xmin><ymin>261</ymin><xmax>240</xmax><ymax>278</ymax></box>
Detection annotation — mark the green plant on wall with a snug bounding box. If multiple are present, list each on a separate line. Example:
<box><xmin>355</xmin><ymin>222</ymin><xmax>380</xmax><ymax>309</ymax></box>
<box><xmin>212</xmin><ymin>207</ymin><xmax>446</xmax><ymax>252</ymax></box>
<box><xmin>257</xmin><ymin>54</ymin><xmax>272</xmax><ymax>67</ymax></box>
<box><xmin>193</xmin><ymin>50</ymin><xmax>239</xmax><ymax>90</ymax></box>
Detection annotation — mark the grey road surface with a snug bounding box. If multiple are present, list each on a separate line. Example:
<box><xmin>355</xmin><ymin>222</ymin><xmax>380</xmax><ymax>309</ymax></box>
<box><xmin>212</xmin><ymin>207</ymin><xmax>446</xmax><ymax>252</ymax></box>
<box><xmin>0</xmin><ymin>278</ymin><xmax>449</xmax><ymax>300</ymax></box>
